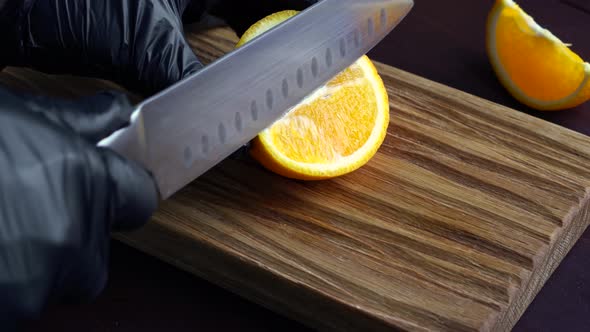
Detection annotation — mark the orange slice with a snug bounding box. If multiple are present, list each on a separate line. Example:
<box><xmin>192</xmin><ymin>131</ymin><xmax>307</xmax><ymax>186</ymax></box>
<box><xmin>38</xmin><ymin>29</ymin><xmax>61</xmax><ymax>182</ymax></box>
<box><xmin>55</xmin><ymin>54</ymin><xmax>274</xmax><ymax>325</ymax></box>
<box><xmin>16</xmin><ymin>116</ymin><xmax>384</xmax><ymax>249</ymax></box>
<box><xmin>486</xmin><ymin>0</ymin><xmax>590</xmax><ymax>111</ymax></box>
<box><xmin>236</xmin><ymin>10</ymin><xmax>390</xmax><ymax>180</ymax></box>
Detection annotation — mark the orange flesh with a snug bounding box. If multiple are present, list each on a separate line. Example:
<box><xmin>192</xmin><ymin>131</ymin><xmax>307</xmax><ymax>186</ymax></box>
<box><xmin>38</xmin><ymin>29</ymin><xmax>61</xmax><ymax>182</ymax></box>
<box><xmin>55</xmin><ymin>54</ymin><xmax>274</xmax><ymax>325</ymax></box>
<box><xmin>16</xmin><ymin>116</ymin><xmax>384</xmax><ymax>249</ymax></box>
<box><xmin>268</xmin><ymin>63</ymin><xmax>378</xmax><ymax>163</ymax></box>
<box><xmin>489</xmin><ymin>0</ymin><xmax>590</xmax><ymax>109</ymax></box>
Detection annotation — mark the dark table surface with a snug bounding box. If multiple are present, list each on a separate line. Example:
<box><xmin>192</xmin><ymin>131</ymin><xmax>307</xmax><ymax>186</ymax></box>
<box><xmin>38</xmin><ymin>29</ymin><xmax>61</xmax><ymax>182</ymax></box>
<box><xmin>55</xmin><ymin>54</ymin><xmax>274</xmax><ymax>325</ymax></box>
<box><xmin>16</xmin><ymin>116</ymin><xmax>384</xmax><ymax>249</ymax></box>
<box><xmin>26</xmin><ymin>0</ymin><xmax>590</xmax><ymax>331</ymax></box>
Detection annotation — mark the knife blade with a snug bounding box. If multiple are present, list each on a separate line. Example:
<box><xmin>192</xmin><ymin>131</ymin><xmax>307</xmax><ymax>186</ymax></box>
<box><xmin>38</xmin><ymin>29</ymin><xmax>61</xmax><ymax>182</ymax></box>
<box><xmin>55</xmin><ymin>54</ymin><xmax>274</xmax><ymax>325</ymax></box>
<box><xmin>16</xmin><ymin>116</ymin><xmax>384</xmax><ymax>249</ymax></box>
<box><xmin>97</xmin><ymin>0</ymin><xmax>414</xmax><ymax>199</ymax></box>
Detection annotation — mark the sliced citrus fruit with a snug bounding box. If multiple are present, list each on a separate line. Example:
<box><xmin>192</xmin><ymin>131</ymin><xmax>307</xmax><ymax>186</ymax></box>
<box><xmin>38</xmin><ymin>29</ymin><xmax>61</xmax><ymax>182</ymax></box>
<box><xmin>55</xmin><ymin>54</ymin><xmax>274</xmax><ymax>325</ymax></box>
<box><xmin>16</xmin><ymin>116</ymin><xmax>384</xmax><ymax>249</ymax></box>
<box><xmin>486</xmin><ymin>0</ymin><xmax>590</xmax><ymax>111</ymax></box>
<box><xmin>236</xmin><ymin>10</ymin><xmax>389</xmax><ymax>180</ymax></box>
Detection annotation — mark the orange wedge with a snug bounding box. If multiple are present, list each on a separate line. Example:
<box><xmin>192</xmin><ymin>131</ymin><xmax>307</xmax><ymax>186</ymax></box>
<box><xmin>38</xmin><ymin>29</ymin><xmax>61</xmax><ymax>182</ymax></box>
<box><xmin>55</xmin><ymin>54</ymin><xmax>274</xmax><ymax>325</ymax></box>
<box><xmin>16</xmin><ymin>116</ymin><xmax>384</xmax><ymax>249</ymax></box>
<box><xmin>236</xmin><ymin>10</ymin><xmax>390</xmax><ymax>180</ymax></box>
<box><xmin>486</xmin><ymin>0</ymin><xmax>590</xmax><ymax>111</ymax></box>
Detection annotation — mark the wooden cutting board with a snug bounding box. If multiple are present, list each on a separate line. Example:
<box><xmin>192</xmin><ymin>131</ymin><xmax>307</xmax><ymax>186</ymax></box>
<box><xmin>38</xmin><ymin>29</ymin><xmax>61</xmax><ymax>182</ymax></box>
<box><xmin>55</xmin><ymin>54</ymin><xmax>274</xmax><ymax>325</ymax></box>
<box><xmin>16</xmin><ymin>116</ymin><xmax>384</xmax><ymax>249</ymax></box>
<box><xmin>3</xmin><ymin>26</ymin><xmax>590</xmax><ymax>332</ymax></box>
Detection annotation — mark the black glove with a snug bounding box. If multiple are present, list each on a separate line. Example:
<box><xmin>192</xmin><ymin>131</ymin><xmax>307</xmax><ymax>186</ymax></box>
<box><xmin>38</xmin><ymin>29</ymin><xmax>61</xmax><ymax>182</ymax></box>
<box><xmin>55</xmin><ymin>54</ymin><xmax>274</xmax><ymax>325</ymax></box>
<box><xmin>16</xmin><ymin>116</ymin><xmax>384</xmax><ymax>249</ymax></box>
<box><xmin>0</xmin><ymin>86</ymin><xmax>159</xmax><ymax>328</ymax></box>
<box><xmin>0</xmin><ymin>0</ymin><xmax>317</xmax><ymax>96</ymax></box>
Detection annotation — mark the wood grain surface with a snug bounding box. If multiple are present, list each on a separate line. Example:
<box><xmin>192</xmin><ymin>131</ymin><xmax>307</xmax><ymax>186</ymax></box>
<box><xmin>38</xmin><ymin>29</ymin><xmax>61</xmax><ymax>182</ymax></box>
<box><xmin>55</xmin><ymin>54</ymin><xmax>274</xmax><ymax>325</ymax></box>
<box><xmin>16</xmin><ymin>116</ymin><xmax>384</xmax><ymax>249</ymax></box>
<box><xmin>4</xmin><ymin>25</ymin><xmax>590</xmax><ymax>332</ymax></box>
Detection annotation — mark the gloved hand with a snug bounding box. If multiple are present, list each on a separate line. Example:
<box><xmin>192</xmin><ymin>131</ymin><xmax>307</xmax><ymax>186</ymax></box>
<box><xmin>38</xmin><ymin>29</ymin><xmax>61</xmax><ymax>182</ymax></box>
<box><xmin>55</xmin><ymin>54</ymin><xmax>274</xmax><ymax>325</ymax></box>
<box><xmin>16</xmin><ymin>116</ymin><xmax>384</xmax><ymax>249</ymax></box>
<box><xmin>0</xmin><ymin>86</ymin><xmax>159</xmax><ymax>328</ymax></box>
<box><xmin>0</xmin><ymin>0</ymin><xmax>317</xmax><ymax>96</ymax></box>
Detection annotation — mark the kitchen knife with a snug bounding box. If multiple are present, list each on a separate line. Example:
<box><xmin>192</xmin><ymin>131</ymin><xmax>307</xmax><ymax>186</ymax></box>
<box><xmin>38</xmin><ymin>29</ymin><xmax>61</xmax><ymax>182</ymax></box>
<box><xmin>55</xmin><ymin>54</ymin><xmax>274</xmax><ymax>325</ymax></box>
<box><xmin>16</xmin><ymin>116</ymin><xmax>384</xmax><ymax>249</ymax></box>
<box><xmin>97</xmin><ymin>0</ymin><xmax>414</xmax><ymax>199</ymax></box>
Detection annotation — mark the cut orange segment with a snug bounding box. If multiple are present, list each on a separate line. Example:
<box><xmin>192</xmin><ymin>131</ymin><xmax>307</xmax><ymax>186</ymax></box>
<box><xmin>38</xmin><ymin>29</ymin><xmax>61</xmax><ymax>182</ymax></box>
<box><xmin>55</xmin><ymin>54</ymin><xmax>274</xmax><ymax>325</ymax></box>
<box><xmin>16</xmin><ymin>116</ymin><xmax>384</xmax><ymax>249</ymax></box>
<box><xmin>486</xmin><ymin>0</ymin><xmax>590</xmax><ymax>111</ymax></box>
<box><xmin>236</xmin><ymin>10</ymin><xmax>390</xmax><ymax>180</ymax></box>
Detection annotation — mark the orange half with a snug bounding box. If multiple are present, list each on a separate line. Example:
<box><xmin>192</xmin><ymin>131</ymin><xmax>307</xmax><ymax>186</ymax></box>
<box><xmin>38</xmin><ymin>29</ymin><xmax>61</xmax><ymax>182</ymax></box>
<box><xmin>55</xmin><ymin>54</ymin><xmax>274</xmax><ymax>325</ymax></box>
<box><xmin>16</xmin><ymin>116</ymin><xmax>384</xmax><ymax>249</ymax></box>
<box><xmin>237</xmin><ymin>10</ymin><xmax>390</xmax><ymax>180</ymax></box>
